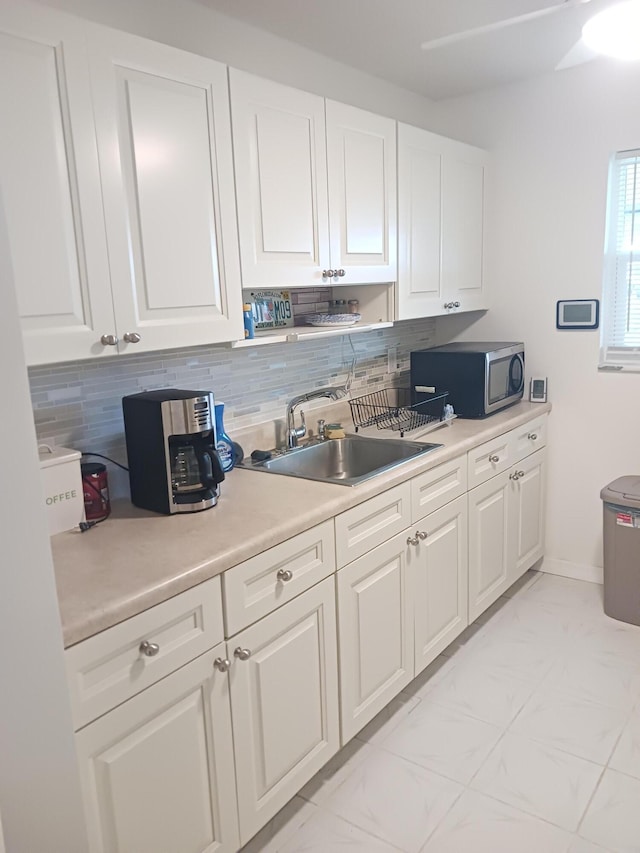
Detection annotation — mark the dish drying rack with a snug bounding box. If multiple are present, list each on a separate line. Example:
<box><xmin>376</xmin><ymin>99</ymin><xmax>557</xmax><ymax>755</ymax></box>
<box><xmin>349</xmin><ymin>387</ymin><xmax>454</xmax><ymax>438</ymax></box>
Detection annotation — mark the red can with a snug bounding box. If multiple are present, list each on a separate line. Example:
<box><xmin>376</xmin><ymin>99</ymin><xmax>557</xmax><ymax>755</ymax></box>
<box><xmin>81</xmin><ymin>462</ymin><xmax>111</xmax><ymax>521</ymax></box>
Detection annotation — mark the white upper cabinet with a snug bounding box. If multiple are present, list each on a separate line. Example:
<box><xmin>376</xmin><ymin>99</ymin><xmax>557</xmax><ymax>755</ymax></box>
<box><xmin>440</xmin><ymin>135</ymin><xmax>487</xmax><ymax>312</ymax></box>
<box><xmin>326</xmin><ymin>101</ymin><xmax>397</xmax><ymax>284</ymax></box>
<box><xmin>230</xmin><ymin>74</ymin><xmax>397</xmax><ymax>290</ymax></box>
<box><xmin>397</xmin><ymin>123</ymin><xmax>488</xmax><ymax>320</ymax></box>
<box><xmin>0</xmin><ymin>2</ymin><xmax>115</xmax><ymax>365</ymax></box>
<box><xmin>230</xmin><ymin>70</ymin><xmax>330</xmax><ymax>289</ymax></box>
<box><xmin>87</xmin><ymin>26</ymin><xmax>243</xmax><ymax>353</ymax></box>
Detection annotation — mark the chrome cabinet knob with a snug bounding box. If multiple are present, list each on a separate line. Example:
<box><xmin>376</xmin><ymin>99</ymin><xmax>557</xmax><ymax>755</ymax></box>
<box><xmin>528</xmin><ymin>433</ymin><xmax>538</xmax><ymax>440</ymax></box>
<box><xmin>277</xmin><ymin>569</ymin><xmax>293</xmax><ymax>582</ymax></box>
<box><xmin>100</xmin><ymin>334</ymin><xmax>118</xmax><ymax>346</ymax></box>
<box><xmin>406</xmin><ymin>533</ymin><xmax>420</xmax><ymax>546</ymax></box>
<box><xmin>322</xmin><ymin>270</ymin><xmax>336</xmax><ymax>278</ymax></box>
<box><xmin>509</xmin><ymin>472</ymin><xmax>519</xmax><ymax>481</ymax></box>
<box><xmin>489</xmin><ymin>454</ymin><xmax>500</xmax><ymax>463</ymax></box>
<box><xmin>234</xmin><ymin>647</ymin><xmax>252</xmax><ymax>661</ymax></box>
<box><xmin>443</xmin><ymin>302</ymin><xmax>451</xmax><ymax>309</ymax></box>
<box><xmin>454</xmin><ymin>301</ymin><xmax>460</xmax><ymax>308</ymax></box>
<box><xmin>417</xmin><ymin>530</ymin><xmax>428</xmax><ymax>540</ymax></box>
<box><xmin>139</xmin><ymin>640</ymin><xmax>160</xmax><ymax>657</ymax></box>
<box><xmin>123</xmin><ymin>332</ymin><xmax>141</xmax><ymax>344</ymax></box>
<box><xmin>516</xmin><ymin>470</ymin><xmax>525</xmax><ymax>478</ymax></box>
<box><xmin>213</xmin><ymin>657</ymin><xmax>231</xmax><ymax>672</ymax></box>
<box><xmin>337</xmin><ymin>269</ymin><xmax>346</xmax><ymax>276</ymax></box>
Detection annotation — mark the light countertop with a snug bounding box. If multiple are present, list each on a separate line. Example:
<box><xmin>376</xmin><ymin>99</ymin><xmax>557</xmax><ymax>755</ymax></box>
<box><xmin>53</xmin><ymin>401</ymin><xmax>551</xmax><ymax>647</ymax></box>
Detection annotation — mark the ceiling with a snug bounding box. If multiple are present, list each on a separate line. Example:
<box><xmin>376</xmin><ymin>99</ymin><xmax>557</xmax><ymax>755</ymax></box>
<box><xmin>200</xmin><ymin>0</ymin><xmax>620</xmax><ymax>100</ymax></box>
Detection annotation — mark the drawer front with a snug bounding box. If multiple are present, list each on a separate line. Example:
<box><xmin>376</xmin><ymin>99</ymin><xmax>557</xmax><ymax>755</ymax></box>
<box><xmin>509</xmin><ymin>414</ymin><xmax>548</xmax><ymax>461</ymax></box>
<box><xmin>223</xmin><ymin>520</ymin><xmax>336</xmax><ymax>636</ymax></box>
<box><xmin>411</xmin><ymin>455</ymin><xmax>467</xmax><ymax>523</ymax></box>
<box><xmin>335</xmin><ymin>482</ymin><xmax>411</xmax><ymax>568</ymax></box>
<box><xmin>66</xmin><ymin>576</ymin><xmax>223</xmax><ymax>730</ymax></box>
<box><xmin>467</xmin><ymin>432</ymin><xmax>513</xmax><ymax>490</ymax></box>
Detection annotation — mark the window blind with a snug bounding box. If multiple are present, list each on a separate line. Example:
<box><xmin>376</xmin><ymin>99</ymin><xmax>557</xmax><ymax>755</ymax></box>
<box><xmin>601</xmin><ymin>149</ymin><xmax>640</xmax><ymax>368</ymax></box>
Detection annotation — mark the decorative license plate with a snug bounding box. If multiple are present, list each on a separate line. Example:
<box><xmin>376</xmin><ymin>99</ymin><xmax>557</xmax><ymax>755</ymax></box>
<box><xmin>249</xmin><ymin>290</ymin><xmax>294</xmax><ymax>330</ymax></box>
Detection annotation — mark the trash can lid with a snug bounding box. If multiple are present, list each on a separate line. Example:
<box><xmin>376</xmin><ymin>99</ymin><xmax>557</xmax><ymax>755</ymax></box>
<box><xmin>601</xmin><ymin>475</ymin><xmax>640</xmax><ymax>507</ymax></box>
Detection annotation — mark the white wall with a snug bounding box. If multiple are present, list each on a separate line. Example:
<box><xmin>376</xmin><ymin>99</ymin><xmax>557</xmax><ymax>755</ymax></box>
<box><xmin>436</xmin><ymin>59</ymin><xmax>640</xmax><ymax>580</ymax></box>
<box><xmin>0</xmin><ymin>192</ymin><xmax>88</xmax><ymax>850</ymax></box>
<box><xmin>36</xmin><ymin>0</ymin><xmax>444</xmax><ymax>130</ymax></box>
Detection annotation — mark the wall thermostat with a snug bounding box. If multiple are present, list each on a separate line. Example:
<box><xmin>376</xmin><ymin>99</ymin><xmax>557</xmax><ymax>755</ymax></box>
<box><xmin>529</xmin><ymin>377</ymin><xmax>547</xmax><ymax>403</ymax></box>
<box><xmin>556</xmin><ymin>299</ymin><xmax>599</xmax><ymax>329</ymax></box>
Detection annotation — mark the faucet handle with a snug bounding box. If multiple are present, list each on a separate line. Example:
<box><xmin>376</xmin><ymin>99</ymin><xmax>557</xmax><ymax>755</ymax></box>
<box><xmin>317</xmin><ymin>419</ymin><xmax>326</xmax><ymax>439</ymax></box>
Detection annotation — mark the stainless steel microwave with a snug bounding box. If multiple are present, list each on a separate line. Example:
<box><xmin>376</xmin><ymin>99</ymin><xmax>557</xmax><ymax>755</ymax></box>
<box><xmin>410</xmin><ymin>342</ymin><xmax>525</xmax><ymax>418</ymax></box>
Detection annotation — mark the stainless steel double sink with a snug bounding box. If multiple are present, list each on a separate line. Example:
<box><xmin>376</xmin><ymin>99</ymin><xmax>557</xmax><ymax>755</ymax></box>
<box><xmin>240</xmin><ymin>435</ymin><xmax>442</xmax><ymax>486</ymax></box>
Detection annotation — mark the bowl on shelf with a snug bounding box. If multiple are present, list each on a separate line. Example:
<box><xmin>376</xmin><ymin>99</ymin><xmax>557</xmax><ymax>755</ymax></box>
<box><xmin>306</xmin><ymin>313</ymin><xmax>361</xmax><ymax>327</ymax></box>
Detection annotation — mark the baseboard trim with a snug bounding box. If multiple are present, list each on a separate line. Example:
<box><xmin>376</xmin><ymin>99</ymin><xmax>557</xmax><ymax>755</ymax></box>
<box><xmin>540</xmin><ymin>556</ymin><xmax>603</xmax><ymax>585</ymax></box>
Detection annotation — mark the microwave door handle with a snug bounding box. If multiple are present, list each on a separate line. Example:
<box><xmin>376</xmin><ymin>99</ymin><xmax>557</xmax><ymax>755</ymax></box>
<box><xmin>509</xmin><ymin>354</ymin><xmax>525</xmax><ymax>394</ymax></box>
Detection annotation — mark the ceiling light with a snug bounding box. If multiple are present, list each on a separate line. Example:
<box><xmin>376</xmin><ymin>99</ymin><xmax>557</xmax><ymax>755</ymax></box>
<box><xmin>582</xmin><ymin>0</ymin><xmax>640</xmax><ymax>60</ymax></box>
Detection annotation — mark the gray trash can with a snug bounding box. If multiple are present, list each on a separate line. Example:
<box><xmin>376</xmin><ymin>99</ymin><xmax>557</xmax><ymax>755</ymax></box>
<box><xmin>601</xmin><ymin>476</ymin><xmax>640</xmax><ymax>626</ymax></box>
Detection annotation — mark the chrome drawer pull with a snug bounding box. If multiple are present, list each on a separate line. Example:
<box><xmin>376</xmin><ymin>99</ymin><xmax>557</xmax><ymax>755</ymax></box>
<box><xmin>489</xmin><ymin>454</ymin><xmax>500</xmax><ymax>463</ymax></box>
<box><xmin>417</xmin><ymin>530</ymin><xmax>428</xmax><ymax>540</ymax></box>
<box><xmin>277</xmin><ymin>569</ymin><xmax>293</xmax><ymax>582</ymax></box>
<box><xmin>139</xmin><ymin>640</ymin><xmax>160</xmax><ymax>657</ymax></box>
<box><xmin>213</xmin><ymin>657</ymin><xmax>231</xmax><ymax>673</ymax></box>
<box><xmin>234</xmin><ymin>647</ymin><xmax>252</xmax><ymax>661</ymax></box>
<box><xmin>528</xmin><ymin>433</ymin><xmax>538</xmax><ymax>440</ymax></box>
<box><xmin>406</xmin><ymin>533</ymin><xmax>420</xmax><ymax>546</ymax></box>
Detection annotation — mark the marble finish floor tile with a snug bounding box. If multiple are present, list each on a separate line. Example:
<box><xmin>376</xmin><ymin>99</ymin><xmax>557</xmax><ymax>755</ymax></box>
<box><xmin>510</xmin><ymin>688</ymin><xmax>628</xmax><ymax>764</ymax></box>
<box><xmin>322</xmin><ymin>747</ymin><xmax>463</xmax><ymax>853</ymax></box>
<box><xmin>501</xmin><ymin>568</ymin><xmax>542</xmax><ymax>598</ymax></box>
<box><xmin>240</xmin><ymin>797</ymin><xmax>318</xmax><ymax>853</ymax></box>
<box><xmin>379</xmin><ymin>701</ymin><xmax>503</xmax><ymax>784</ymax></box>
<box><xmin>568</xmin><ymin>839</ymin><xmax>612</xmax><ymax>853</ymax></box>
<box><xmin>609</xmin><ymin>709</ymin><xmax>640</xmax><ymax>780</ymax></box>
<box><xmin>354</xmin><ymin>693</ymin><xmax>421</xmax><ymax>746</ymax></box>
<box><xmin>421</xmin><ymin>659</ymin><xmax>537</xmax><ymax>727</ymax></box>
<box><xmin>278</xmin><ymin>809</ymin><xmax>404</xmax><ymax>852</ymax></box>
<box><xmin>579</xmin><ymin>769</ymin><xmax>640</xmax><ymax>852</ymax></box>
<box><xmin>542</xmin><ymin>650</ymin><xmax>640</xmax><ymax>713</ymax></box>
<box><xmin>422</xmin><ymin>790</ymin><xmax>573</xmax><ymax>853</ymax></box>
<box><xmin>522</xmin><ymin>574</ymin><xmax>604</xmax><ymax>614</ymax></box>
<box><xmin>298</xmin><ymin>739</ymin><xmax>373</xmax><ymax>806</ymax></box>
<box><xmin>471</xmin><ymin>733</ymin><xmax>603</xmax><ymax>831</ymax></box>
<box><xmin>459</xmin><ymin>626</ymin><xmax>560</xmax><ymax>682</ymax></box>
<box><xmin>400</xmin><ymin>654</ymin><xmax>458</xmax><ymax>701</ymax></box>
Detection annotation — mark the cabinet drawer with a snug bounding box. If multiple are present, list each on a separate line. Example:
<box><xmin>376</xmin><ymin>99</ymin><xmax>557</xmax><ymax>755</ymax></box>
<box><xmin>223</xmin><ymin>520</ymin><xmax>336</xmax><ymax>636</ymax></box>
<box><xmin>411</xmin><ymin>455</ymin><xmax>467</xmax><ymax>523</ymax></box>
<box><xmin>66</xmin><ymin>576</ymin><xmax>223</xmax><ymax>730</ymax></box>
<box><xmin>467</xmin><ymin>432</ymin><xmax>513</xmax><ymax>490</ymax></box>
<box><xmin>509</xmin><ymin>414</ymin><xmax>548</xmax><ymax>460</ymax></box>
<box><xmin>335</xmin><ymin>482</ymin><xmax>411</xmax><ymax>568</ymax></box>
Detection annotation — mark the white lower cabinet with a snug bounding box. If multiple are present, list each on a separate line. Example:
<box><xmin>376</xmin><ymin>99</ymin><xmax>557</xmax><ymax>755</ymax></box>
<box><xmin>229</xmin><ymin>576</ymin><xmax>339</xmax><ymax>845</ymax></box>
<box><xmin>336</xmin><ymin>467</ymin><xmax>469</xmax><ymax>741</ymax></box>
<box><xmin>337</xmin><ymin>531</ymin><xmax>414</xmax><ymax>743</ymax></box>
<box><xmin>413</xmin><ymin>495</ymin><xmax>468</xmax><ymax>675</ymax></box>
<box><xmin>469</xmin><ymin>433</ymin><xmax>548</xmax><ymax>622</ymax></box>
<box><xmin>76</xmin><ymin>643</ymin><xmax>239</xmax><ymax>853</ymax></box>
<box><xmin>468</xmin><ymin>470</ymin><xmax>511</xmax><ymax>622</ymax></box>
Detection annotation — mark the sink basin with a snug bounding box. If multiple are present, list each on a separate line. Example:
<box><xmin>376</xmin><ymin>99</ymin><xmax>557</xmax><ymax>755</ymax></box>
<box><xmin>241</xmin><ymin>435</ymin><xmax>442</xmax><ymax>486</ymax></box>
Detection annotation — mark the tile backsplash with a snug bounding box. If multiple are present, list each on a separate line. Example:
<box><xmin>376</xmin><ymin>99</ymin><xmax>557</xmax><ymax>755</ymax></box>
<box><xmin>29</xmin><ymin>318</ymin><xmax>436</xmax><ymax>495</ymax></box>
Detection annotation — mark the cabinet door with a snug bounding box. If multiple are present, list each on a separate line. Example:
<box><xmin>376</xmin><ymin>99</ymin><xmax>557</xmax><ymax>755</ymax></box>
<box><xmin>87</xmin><ymin>26</ymin><xmax>243</xmax><ymax>352</ymax></box>
<box><xmin>468</xmin><ymin>471</ymin><xmax>511</xmax><ymax>622</ymax></box>
<box><xmin>326</xmin><ymin>100</ymin><xmax>397</xmax><ymax>284</ymax></box>
<box><xmin>509</xmin><ymin>448</ymin><xmax>547</xmax><ymax>583</ymax></box>
<box><xmin>229</xmin><ymin>577</ymin><xmax>339</xmax><ymax>845</ymax></box>
<box><xmin>397</xmin><ymin>123</ymin><xmax>444</xmax><ymax>319</ymax></box>
<box><xmin>0</xmin><ymin>1</ymin><xmax>115</xmax><ymax>365</ymax></box>
<box><xmin>441</xmin><ymin>137</ymin><xmax>487</xmax><ymax>312</ymax></box>
<box><xmin>414</xmin><ymin>496</ymin><xmax>469</xmax><ymax>674</ymax></box>
<box><xmin>76</xmin><ymin>644</ymin><xmax>239</xmax><ymax>853</ymax></box>
<box><xmin>230</xmin><ymin>70</ymin><xmax>330</xmax><ymax>288</ymax></box>
<box><xmin>337</xmin><ymin>530</ymin><xmax>414</xmax><ymax>742</ymax></box>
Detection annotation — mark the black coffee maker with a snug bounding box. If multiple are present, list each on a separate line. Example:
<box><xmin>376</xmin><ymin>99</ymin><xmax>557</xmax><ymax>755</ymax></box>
<box><xmin>123</xmin><ymin>389</ymin><xmax>225</xmax><ymax>514</ymax></box>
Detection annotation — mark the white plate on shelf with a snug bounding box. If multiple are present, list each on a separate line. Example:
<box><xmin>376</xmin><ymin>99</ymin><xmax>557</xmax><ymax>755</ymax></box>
<box><xmin>307</xmin><ymin>313</ymin><xmax>361</xmax><ymax>327</ymax></box>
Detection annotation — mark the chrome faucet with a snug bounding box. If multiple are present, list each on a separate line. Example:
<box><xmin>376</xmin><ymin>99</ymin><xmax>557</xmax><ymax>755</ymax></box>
<box><xmin>285</xmin><ymin>387</ymin><xmax>343</xmax><ymax>449</ymax></box>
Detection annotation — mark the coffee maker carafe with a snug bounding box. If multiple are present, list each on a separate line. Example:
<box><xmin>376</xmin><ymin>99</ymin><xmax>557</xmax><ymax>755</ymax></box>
<box><xmin>123</xmin><ymin>389</ymin><xmax>224</xmax><ymax>514</ymax></box>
